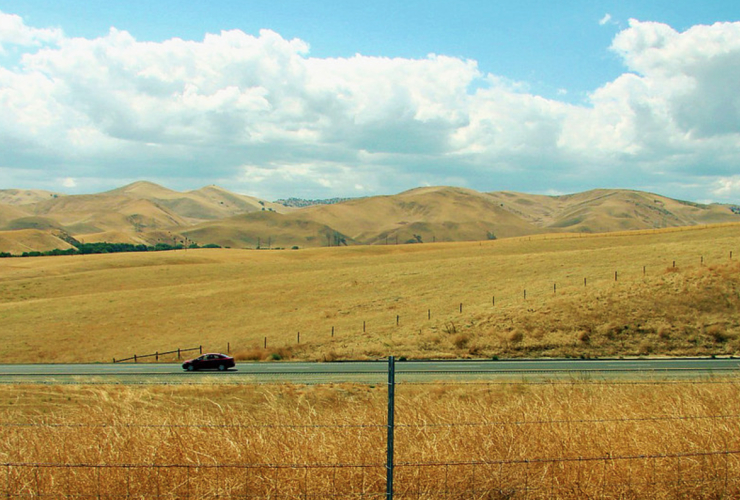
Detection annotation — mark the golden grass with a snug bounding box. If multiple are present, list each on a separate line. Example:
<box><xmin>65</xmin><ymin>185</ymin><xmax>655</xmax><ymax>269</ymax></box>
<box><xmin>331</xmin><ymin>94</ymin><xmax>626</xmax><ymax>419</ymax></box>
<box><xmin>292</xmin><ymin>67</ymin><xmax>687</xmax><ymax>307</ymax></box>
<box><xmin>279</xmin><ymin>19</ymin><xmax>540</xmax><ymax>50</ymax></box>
<box><xmin>0</xmin><ymin>224</ymin><xmax>738</xmax><ymax>363</ymax></box>
<box><xmin>1</xmin><ymin>380</ymin><xmax>739</xmax><ymax>498</ymax></box>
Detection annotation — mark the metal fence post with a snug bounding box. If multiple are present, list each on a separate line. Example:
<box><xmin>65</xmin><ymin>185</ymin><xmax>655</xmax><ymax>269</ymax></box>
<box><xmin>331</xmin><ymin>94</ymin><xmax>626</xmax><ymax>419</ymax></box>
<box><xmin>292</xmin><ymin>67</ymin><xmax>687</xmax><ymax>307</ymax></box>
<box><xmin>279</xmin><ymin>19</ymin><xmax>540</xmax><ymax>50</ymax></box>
<box><xmin>387</xmin><ymin>356</ymin><xmax>395</xmax><ymax>500</ymax></box>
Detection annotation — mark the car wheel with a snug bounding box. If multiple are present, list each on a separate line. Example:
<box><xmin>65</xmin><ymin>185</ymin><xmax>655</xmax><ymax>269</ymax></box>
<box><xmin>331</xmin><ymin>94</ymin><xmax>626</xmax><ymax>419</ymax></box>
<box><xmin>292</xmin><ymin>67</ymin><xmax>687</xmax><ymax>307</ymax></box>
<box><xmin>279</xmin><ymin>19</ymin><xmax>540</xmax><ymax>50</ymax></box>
<box><xmin>218</xmin><ymin>364</ymin><xmax>226</xmax><ymax>371</ymax></box>
<box><xmin>187</xmin><ymin>365</ymin><xmax>195</xmax><ymax>371</ymax></box>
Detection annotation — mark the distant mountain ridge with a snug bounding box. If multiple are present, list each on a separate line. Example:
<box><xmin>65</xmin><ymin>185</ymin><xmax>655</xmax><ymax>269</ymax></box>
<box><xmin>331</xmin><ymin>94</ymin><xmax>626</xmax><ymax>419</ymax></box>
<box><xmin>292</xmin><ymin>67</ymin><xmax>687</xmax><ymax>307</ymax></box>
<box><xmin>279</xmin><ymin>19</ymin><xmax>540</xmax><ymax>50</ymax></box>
<box><xmin>0</xmin><ymin>182</ymin><xmax>738</xmax><ymax>253</ymax></box>
<box><xmin>275</xmin><ymin>197</ymin><xmax>357</xmax><ymax>208</ymax></box>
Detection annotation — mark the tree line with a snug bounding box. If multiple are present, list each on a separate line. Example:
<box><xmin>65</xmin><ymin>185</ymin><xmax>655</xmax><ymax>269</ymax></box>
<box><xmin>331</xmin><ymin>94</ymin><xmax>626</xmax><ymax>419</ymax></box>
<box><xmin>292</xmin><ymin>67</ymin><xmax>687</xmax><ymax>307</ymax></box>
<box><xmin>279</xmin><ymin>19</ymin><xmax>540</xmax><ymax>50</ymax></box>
<box><xmin>0</xmin><ymin>242</ymin><xmax>222</xmax><ymax>258</ymax></box>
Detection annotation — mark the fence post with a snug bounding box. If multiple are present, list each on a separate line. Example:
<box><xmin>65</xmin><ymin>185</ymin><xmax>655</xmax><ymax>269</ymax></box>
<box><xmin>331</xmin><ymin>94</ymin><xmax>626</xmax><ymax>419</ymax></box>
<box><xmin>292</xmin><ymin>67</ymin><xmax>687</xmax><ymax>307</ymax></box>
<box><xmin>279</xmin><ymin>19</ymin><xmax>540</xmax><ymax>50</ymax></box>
<box><xmin>386</xmin><ymin>356</ymin><xmax>396</xmax><ymax>500</ymax></box>
<box><xmin>297</xmin><ymin>332</ymin><xmax>300</xmax><ymax>344</ymax></box>
<box><xmin>199</xmin><ymin>345</ymin><xmax>203</xmax><ymax>355</ymax></box>
<box><xmin>134</xmin><ymin>354</ymin><xmax>137</xmax><ymax>363</ymax></box>
<box><xmin>396</xmin><ymin>315</ymin><xmax>399</xmax><ymax>326</ymax></box>
<box><xmin>178</xmin><ymin>348</ymin><xmax>181</xmax><ymax>360</ymax></box>
<box><xmin>332</xmin><ymin>326</ymin><xmax>334</xmax><ymax>337</ymax></box>
<box><xmin>459</xmin><ymin>303</ymin><xmax>463</xmax><ymax>313</ymax></box>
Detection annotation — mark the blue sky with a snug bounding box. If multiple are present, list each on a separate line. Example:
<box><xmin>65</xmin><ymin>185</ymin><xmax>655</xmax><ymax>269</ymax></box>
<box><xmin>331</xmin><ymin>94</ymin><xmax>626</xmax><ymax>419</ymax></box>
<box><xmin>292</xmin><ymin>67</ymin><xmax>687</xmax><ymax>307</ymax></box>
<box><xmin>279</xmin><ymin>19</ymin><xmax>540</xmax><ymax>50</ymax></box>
<box><xmin>1</xmin><ymin>1</ymin><xmax>740</xmax><ymax>202</ymax></box>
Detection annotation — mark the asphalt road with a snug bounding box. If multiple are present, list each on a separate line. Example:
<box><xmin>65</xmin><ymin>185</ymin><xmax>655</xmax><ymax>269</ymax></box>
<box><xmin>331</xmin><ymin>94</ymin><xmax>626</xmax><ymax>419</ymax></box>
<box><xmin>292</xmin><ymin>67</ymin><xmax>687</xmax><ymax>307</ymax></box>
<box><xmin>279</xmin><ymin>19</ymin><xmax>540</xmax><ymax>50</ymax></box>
<box><xmin>0</xmin><ymin>358</ymin><xmax>737</xmax><ymax>384</ymax></box>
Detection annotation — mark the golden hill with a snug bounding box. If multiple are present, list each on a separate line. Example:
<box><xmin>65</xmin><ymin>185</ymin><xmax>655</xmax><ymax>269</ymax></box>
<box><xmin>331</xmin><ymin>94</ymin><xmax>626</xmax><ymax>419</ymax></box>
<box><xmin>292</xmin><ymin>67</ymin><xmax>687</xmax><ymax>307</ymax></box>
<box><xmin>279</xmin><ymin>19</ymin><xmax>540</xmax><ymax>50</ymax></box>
<box><xmin>0</xmin><ymin>203</ymin><xmax>32</xmax><ymax>228</ymax></box>
<box><xmin>0</xmin><ymin>182</ymin><xmax>738</xmax><ymax>253</ymax></box>
<box><xmin>28</xmin><ymin>194</ymin><xmax>188</xmax><ymax>239</ymax></box>
<box><xmin>0</xmin><ymin>189</ymin><xmax>62</xmax><ymax>205</ymax></box>
<box><xmin>301</xmin><ymin>186</ymin><xmax>542</xmax><ymax>244</ymax></box>
<box><xmin>486</xmin><ymin>189</ymin><xmax>738</xmax><ymax>232</ymax></box>
<box><xmin>182</xmin><ymin>210</ymin><xmax>352</xmax><ymax>249</ymax></box>
<box><xmin>109</xmin><ymin>181</ymin><xmax>290</xmax><ymax>221</ymax></box>
<box><xmin>0</xmin><ymin>229</ymin><xmax>74</xmax><ymax>254</ymax></box>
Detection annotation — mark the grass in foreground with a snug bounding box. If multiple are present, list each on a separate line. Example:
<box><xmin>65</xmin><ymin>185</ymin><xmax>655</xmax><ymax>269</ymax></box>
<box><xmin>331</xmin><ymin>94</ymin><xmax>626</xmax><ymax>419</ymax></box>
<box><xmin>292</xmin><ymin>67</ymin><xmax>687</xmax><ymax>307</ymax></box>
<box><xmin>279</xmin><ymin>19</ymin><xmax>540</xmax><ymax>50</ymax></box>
<box><xmin>1</xmin><ymin>380</ymin><xmax>739</xmax><ymax>498</ymax></box>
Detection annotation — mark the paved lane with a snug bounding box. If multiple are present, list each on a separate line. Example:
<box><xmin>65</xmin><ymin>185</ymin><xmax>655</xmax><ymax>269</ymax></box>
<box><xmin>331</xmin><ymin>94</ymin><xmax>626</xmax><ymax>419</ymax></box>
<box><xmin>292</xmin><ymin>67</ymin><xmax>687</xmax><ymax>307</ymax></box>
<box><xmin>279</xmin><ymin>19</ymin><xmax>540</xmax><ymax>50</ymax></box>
<box><xmin>0</xmin><ymin>358</ymin><xmax>737</xmax><ymax>384</ymax></box>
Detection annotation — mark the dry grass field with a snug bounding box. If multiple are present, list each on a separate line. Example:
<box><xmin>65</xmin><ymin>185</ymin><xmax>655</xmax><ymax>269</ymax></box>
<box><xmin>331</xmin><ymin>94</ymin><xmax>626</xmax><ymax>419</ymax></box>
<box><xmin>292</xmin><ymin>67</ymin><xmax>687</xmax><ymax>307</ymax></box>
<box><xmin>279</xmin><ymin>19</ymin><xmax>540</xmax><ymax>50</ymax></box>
<box><xmin>1</xmin><ymin>379</ymin><xmax>739</xmax><ymax>498</ymax></box>
<box><xmin>0</xmin><ymin>223</ymin><xmax>739</xmax><ymax>363</ymax></box>
<box><xmin>2</xmin><ymin>225</ymin><xmax>740</xmax><ymax>497</ymax></box>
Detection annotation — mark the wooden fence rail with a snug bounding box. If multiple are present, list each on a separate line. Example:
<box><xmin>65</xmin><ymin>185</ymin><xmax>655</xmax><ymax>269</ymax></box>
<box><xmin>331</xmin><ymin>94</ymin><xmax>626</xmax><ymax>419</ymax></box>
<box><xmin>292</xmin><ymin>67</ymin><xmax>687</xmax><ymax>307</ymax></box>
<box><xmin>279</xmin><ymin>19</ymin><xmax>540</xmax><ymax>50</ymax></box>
<box><xmin>113</xmin><ymin>346</ymin><xmax>202</xmax><ymax>363</ymax></box>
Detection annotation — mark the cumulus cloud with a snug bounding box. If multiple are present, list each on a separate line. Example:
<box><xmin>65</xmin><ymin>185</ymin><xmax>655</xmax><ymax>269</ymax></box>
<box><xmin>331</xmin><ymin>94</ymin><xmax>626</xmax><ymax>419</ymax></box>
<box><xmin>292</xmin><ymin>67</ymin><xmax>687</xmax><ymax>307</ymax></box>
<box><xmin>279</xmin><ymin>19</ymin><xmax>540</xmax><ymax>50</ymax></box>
<box><xmin>599</xmin><ymin>14</ymin><xmax>613</xmax><ymax>26</ymax></box>
<box><xmin>713</xmin><ymin>177</ymin><xmax>740</xmax><ymax>198</ymax></box>
<box><xmin>0</xmin><ymin>14</ymin><xmax>740</xmax><ymax>202</ymax></box>
<box><xmin>0</xmin><ymin>11</ymin><xmax>62</xmax><ymax>50</ymax></box>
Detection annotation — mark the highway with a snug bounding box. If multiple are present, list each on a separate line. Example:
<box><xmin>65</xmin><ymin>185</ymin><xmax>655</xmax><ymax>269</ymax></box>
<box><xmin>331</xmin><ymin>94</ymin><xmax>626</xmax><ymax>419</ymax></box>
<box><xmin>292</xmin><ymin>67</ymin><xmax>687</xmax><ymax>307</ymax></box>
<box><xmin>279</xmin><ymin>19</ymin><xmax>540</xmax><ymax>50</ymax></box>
<box><xmin>0</xmin><ymin>358</ymin><xmax>738</xmax><ymax>384</ymax></box>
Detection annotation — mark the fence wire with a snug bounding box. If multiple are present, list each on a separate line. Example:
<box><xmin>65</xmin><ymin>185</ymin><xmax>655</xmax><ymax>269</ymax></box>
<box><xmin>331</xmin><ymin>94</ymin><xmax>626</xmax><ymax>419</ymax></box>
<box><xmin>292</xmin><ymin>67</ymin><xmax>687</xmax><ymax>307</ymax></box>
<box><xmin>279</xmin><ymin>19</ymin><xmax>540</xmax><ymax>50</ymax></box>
<box><xmin>2</xmin><ymin>372</ymin><xmax>739</xmax><ymax>498</ymax></box>
<box><xmin>2</xmin><ymin>412</ymin><xmax>740</xmax><ymax>430</ymax></box>
<box><xmin>3</xmin><ymin>450</ymin><xmax>739</xmax><ymax>499</ymax></box>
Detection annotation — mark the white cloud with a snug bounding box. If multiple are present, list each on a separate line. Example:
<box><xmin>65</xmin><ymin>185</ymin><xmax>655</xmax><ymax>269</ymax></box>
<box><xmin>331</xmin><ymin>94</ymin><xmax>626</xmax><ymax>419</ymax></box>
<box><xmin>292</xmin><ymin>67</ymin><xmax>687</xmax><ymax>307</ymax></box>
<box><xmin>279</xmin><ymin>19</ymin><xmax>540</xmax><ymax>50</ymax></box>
<box><xmin>599</xmin><ymin>14</ymin><xmax>612</xmax><ymax>26</ymax></box>
<box><xmin>1</xmin><ymin>14</ymin><xmax>740</xmax><ymax>202</ymax></box>
<box><xmin>0</xmin><ymin>11</ymin><xmax>62</xmax><ymax>50</ymax></box>
<box><xmin>713</xmin><ymin>177</ymin><xmax>740</xmax><ymax>199</ymax></box>
<box><xmin>61</xmin><ymin>177</ymin><xmax>77</xmax><ymax>188</ymax></box>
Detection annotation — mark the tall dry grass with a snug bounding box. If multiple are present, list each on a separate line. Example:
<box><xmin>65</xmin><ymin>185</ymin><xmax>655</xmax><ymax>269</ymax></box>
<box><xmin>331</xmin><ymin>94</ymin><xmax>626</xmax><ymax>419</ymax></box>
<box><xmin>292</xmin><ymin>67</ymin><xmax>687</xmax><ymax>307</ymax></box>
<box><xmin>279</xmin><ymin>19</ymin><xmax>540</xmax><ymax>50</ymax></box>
<box><xmin>1</xmin><ymin>380</ymin><xmax>739</xmax><ymax>498</ymax></box>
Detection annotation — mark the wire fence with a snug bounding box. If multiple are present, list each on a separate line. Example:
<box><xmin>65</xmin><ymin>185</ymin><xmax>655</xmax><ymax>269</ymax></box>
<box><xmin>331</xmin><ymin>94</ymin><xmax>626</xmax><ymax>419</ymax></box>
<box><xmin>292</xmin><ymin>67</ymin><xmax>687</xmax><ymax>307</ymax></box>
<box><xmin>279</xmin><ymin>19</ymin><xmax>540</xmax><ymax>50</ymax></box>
<box><xmin>3</xmin><ymin>451</ymin><xmax>740</xmax><ymax>498</ymax></box>
<box><xmin>2</xmin><ymin>371</ymin><xmax>740</xmax><ymax>498</ymax></box>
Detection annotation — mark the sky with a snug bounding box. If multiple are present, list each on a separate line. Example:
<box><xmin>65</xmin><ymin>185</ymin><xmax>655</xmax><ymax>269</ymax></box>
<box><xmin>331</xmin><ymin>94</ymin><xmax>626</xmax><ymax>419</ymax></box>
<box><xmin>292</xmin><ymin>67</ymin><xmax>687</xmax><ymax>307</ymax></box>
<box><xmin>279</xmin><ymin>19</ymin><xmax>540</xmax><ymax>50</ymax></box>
<box><xmin>1</xmin><ymin>1</ymin><xmax>739</xmax><ymax>203</ymax></box>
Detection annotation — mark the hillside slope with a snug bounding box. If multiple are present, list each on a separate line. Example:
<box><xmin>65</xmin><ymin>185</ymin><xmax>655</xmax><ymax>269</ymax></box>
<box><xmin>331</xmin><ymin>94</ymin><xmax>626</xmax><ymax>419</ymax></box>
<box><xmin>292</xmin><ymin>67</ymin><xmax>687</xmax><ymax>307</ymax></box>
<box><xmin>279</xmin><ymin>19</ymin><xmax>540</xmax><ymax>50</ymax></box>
<box><xmin>487</xmin><ymin>189</ymin><xmax>738</xmax><ymax>232</ymax></box>
<box><xmin>0</xmin><ymin>182</ymin><xmax>738</xmax><ymax>253</ymax></box>
<box><xmin>0</xmin><ymin>229</ymin><xmax>74</xmax><ymax>254</ymax></box>
<box><xmin>109</xmin><ymin>182</ymin><xmax>290</xmax><ymax>221</ymax></box>
<box><xmin>0</xmin><ymin>189</ymin><xmax>63</xmax><ymax>206</ymax></box>
<box><xmin>301</xmin><ymin>186</ymin><xmax>539</xmax><ymax>244</ymax></box>
<box><xmin>182</xmin><ymin>210</ymin><xmax>354</xmax><ymax>249</ymax></box>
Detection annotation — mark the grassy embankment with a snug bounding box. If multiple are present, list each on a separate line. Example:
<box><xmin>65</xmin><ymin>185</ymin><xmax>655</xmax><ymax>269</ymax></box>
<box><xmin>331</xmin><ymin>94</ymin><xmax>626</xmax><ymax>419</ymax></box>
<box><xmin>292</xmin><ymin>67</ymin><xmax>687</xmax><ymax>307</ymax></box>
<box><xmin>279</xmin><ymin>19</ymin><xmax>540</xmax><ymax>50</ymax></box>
<box><xmin>0</xmin><ymin>224</ymin><xmax>738</xmax><ymax>363</ymax></box>
<box><xmin>1</xmin><ymin>380</ymin><xmax>739</xmax><ymax>498</ymax></box>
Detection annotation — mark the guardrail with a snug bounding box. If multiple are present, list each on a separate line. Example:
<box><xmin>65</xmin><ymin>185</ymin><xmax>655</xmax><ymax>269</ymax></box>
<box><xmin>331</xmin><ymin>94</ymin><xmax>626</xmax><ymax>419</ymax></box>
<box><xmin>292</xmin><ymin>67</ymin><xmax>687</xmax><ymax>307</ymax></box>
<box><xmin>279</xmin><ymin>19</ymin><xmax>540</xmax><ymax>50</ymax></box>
<box><xmin>112</xmin><ymin>346</ymin><xmax>202</xmax><ymax>363</ymax></box>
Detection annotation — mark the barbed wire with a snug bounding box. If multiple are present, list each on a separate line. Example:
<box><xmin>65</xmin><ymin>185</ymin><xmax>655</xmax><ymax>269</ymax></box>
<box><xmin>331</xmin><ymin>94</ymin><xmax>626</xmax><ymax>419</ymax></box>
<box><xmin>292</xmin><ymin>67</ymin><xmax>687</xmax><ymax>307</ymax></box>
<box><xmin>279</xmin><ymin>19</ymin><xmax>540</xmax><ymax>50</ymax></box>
<box><xmin>0</xmin><ymin>492</ymin><xmax>389</xmax><ymax>499</ymax></box>
<box><xmin>2</xmin><ymin>412</ymin><xmax>738</xmax><ymax>430</ymax></box>
<box><xmin>3</xmin><ymin>449</ymin><xmax>737</xmax><ymax>472</ymax></box>
<box><xmin>398</xmin><ymin>378</ymin><xmax>740</xmax><ymax>386</ymax></box>
<box><xmin>395</xmin><ymin>413</ymin><xmax>740</xmax><ymax>428</ymax></box>
<box><xmin>0</xmin><ymin>421</ymin><xmax>386</xmax><ymax>430</ymax></box>
<box><xmin>396</xmin><ymin>449</ymin><xmax>740</xmax><ymax>468</ymax></box>
<box><xmin>1</xmin><ymin>460</ymin><xmax>384</xmax><ymax>470</ymax></box>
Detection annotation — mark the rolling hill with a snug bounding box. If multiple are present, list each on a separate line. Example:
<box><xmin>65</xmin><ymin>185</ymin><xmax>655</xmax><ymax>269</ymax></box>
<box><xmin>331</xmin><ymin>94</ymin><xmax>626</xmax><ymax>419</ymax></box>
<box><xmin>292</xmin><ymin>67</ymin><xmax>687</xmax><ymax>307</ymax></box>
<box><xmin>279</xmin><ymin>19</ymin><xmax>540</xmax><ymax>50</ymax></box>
<box><xmin>0</xmin><ymin>182</ymin><xmax>738</xmax><ymax>253</ymax></box>
<box><xmin>486</xmin><ymin>189</ymin><xmax>736</xmax><ymax>232</ymax></box>
<box><xmin>0</xmin><ymin>189</ymin><xmax>63</xmax><ymax>206</ymax></box>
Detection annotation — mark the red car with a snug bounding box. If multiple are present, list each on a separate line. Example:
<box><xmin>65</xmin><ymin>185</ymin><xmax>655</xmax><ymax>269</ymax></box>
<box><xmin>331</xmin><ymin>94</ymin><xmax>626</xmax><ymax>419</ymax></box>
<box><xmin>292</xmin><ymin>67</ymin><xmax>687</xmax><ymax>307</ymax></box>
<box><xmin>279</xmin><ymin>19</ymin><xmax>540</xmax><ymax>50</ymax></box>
<box><xmin>182</xmin><ymin>353</ymin><xmax>235</xmax><ymax>371</ymax></box>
